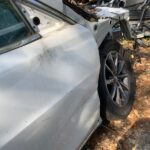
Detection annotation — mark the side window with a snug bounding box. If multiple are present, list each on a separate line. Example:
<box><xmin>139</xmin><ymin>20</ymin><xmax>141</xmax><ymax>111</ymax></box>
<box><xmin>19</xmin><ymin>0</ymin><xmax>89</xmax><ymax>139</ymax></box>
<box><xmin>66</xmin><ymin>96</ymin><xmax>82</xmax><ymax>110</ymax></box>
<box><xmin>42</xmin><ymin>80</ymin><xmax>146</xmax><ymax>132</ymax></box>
<box><xmin>0</xmin><ymin>0</ymin><xmax>32</xmax><ymax>48</ymax></box>
<box><xmin>16</xmin><ymin>2</ymin><xmax>66</xmax><ymax>36</ymax></box>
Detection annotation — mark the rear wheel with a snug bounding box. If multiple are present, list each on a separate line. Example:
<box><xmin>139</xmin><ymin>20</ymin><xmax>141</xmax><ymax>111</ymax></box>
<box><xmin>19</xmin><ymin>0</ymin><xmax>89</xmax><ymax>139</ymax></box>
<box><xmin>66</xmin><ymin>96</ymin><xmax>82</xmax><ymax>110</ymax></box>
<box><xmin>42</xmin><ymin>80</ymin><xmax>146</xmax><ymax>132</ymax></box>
<box><xmin>99</xmin><ymin>40</ymin><xmax>135</xmax><ymax>120</ymax></box>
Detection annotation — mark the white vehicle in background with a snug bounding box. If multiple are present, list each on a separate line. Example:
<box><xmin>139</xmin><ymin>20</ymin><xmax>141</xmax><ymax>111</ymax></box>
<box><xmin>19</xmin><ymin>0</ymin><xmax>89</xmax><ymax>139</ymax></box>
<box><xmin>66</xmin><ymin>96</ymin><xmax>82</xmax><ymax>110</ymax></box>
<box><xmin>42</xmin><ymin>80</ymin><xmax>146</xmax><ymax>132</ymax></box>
<box><xmin>0</xmin><ymin>0</ymin><xmax>135</xmax><ymax>150</ymax></box>
<box><xmin>101</xmin><ymin>0</ymin><xmax>150</xmax><ymax>38</ymax></box>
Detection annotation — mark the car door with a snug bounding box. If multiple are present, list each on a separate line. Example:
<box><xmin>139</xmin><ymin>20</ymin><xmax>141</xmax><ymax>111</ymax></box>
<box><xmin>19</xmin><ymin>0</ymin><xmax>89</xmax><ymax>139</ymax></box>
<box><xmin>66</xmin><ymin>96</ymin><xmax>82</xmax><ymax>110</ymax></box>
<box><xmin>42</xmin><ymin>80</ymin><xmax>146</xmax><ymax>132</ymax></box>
<box><xmin>0</xmin><ymin>1</ymin><xmax>101</xmax><ymax>150</ymax></box>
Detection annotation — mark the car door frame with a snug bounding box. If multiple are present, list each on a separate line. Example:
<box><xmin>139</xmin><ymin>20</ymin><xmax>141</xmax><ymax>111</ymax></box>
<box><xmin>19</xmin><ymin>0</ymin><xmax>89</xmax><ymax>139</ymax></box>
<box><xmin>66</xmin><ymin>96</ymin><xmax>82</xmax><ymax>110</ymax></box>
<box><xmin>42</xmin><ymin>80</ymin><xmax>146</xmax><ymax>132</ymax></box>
<box><xmin>0</xmin><ymin>0</ymin><xmax>76</xmax><ymax>55</ymax></box>
<box><xmin>0</xmin><ymin>0</ymin><xmax>41</xmax><ymax>55</ymax></box>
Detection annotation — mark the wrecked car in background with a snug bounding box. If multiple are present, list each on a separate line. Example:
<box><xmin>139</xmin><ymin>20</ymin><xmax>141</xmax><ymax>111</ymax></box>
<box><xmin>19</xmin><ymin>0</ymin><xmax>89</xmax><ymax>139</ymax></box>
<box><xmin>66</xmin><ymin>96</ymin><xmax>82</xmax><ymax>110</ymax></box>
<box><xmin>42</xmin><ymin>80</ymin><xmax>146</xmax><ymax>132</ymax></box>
<box><xmin>101</xmin><ymin>0</ymin><xmax>150</xmax><ymax>38</ymax></box>
<box><xmin>0</xmin><ymin>0</ymin><xmax>135</xmax><ymax>150</ymax></box>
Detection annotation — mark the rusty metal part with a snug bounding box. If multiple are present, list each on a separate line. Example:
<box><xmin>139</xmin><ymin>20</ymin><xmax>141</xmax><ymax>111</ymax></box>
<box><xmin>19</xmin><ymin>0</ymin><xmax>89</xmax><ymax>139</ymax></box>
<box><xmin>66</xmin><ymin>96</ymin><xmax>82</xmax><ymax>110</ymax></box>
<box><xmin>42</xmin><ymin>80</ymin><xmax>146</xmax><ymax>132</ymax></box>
<box><xmin>63</xmin><ymin>0</ymin><xmax>98</xmax><ymax>21</ymax></box>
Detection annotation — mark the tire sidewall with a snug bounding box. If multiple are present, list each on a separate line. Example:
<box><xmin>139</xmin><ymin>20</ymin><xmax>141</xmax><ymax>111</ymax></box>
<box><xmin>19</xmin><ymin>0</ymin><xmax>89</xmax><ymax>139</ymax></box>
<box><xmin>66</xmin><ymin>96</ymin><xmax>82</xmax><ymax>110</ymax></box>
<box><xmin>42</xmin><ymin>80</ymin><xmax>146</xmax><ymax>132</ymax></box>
<box><xmin>99</xmin><ymin>40</ymin><xmax>135</xmax><ymax>119</ymax></box>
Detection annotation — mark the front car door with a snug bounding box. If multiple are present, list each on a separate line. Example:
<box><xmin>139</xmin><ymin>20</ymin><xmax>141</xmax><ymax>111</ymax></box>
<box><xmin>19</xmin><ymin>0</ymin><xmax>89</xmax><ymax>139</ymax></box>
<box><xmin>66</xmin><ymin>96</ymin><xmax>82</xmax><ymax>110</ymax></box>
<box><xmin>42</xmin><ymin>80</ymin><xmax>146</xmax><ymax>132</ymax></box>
<box><xmin>0</xmin><ymin>1</ymin><xmax>101</xmax><ymax>150</ymax></box>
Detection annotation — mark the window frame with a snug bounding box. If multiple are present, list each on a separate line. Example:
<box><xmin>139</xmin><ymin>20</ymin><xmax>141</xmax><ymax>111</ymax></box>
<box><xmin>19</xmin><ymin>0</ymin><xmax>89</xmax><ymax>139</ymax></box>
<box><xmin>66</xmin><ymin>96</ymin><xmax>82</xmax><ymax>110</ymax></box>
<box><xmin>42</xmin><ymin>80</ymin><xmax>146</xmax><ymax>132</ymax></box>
<box><xmin>0</xmin><ymin>0</ymin><xmax>76</xmax><ymax>54</ymax></box>
<box><xmin>25</xmin><ymin>0</ymin><xmax>76</xmax><ymax>25</ymax></box>
<box><xmin>0</xmin><ymin>0</ymin><xmax>40</xmax><ymax>54</ymax></box>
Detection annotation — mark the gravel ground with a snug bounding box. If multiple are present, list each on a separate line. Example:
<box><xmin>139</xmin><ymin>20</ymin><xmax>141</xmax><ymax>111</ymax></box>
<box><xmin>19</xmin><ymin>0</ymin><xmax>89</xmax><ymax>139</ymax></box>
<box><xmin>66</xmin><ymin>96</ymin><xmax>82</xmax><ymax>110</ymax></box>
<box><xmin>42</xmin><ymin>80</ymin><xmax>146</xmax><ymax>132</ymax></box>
<box><xmin>83</xmin><ymin>40</ymin><xmax>150</xmax><ymax>150</ymax></box>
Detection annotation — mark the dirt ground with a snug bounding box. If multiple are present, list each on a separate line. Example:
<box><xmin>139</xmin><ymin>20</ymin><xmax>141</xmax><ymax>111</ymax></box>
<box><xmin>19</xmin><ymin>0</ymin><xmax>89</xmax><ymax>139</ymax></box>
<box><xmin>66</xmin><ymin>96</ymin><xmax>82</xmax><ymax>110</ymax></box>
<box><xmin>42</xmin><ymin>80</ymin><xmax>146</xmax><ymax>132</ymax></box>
<box><xmin>83</xmin><ymin>39</ymin><xmax>150</xmax><ymax>150</ymax></box>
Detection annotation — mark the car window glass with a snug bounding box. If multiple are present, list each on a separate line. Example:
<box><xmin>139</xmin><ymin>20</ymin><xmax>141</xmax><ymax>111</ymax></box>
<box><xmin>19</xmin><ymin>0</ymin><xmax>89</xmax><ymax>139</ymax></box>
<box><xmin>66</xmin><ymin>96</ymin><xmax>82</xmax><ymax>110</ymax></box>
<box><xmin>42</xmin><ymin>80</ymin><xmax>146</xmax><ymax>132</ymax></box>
<box><xmin>17</xmin><ymin>3</ymin><xmax>66</xmax><ymax>35</ymax></box>
<box><xmin>0</xmin><ymin>0</ymin><xmax>32</xmax><ymax>49</ymax></box>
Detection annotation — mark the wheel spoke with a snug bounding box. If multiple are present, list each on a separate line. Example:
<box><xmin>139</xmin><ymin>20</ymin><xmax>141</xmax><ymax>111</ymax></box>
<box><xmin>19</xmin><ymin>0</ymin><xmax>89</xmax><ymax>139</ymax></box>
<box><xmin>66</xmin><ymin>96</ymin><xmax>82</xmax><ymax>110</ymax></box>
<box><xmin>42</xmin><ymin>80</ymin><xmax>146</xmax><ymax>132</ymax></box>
<box><xmin>111</xmin><ymin>83</ymin><xmax>117</xmax><ymax>99</ymax></box>
<box><xmin>105</xmin><ymin>64</ymin><xmax>114</xmax><ymax>75</ymax></box>
<box><xmin>120</xmin><ymin>81</ymin><xmax>129</xmax><ymax>91</ymax></box>
<box><xmin>118</xmin><ymin>73</ymin><xmax>128</xmax><ymax>79</ymax></box>
<box><xmin>108</xmin><ymin>53</ymin><xmax>116</xmax><ymax>73</ymax></box>
<box><xmin>118</xmin><ymin>61</ymin><xmax>125</xmax><ymax>74</ymax></box>
<box><xmin>106</xmin><ymin>78</ymin><xmax>115</xmax><ymax>85</ymax></box>
<box><xmin>116</xmin><ymin>87</ymin><xmax>121</xmax><ymax>105</ymax></box>
<box><xmin>109</xmin><ymin>53</ymin><xmax>114</xmax><ymax>63</ymax></box>
<box><xmin>115</xmin><ymin>53</ymin><xmax>119</xmax><ymax>68</ymax></box>
<box><xmin>119</xmin><ymin>83</ymin><xmax>127</xmax><ymax>100</ymax></box>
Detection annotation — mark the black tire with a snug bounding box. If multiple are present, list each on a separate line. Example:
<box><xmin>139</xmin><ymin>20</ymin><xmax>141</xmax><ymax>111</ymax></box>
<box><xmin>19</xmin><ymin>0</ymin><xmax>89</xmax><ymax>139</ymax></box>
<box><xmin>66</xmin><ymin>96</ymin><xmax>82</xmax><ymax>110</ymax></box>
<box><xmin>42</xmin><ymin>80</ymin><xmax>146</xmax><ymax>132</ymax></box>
<box><xmin>98</xmin><ymin>40</ymin><xmax>135</xmax><ymax>120</ymax></box>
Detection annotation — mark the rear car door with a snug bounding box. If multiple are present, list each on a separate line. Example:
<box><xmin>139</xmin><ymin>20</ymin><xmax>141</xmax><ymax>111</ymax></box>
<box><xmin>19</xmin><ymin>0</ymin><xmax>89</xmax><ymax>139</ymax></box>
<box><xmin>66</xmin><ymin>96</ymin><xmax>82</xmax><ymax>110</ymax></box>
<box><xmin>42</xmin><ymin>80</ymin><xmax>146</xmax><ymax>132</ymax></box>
<box><xmin>0</xmin><ymin>1</ymin><xmax>101</xmax><ymax>150</ymax></box>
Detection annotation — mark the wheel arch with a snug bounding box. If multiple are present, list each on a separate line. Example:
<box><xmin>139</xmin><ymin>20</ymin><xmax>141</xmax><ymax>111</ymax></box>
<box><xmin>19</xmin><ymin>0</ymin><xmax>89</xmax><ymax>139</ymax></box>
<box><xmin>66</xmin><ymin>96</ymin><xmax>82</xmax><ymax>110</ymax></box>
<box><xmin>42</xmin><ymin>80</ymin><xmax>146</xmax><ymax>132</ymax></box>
<box><xmin>98</xmin><ymin>37</ymin><xmax>122</xmax><ymax>54</ymax></box>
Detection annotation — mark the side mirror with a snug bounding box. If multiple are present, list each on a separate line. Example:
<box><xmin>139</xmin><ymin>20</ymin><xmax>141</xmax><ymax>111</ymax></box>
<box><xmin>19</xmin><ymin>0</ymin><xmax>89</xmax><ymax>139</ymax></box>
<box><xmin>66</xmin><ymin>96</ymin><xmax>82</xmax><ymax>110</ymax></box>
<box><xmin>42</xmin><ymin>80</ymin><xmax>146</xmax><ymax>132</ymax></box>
<box><xmin>33</xmin><ymin>17</ymin><xmax>41</xmax><ymax>26</ymax></box>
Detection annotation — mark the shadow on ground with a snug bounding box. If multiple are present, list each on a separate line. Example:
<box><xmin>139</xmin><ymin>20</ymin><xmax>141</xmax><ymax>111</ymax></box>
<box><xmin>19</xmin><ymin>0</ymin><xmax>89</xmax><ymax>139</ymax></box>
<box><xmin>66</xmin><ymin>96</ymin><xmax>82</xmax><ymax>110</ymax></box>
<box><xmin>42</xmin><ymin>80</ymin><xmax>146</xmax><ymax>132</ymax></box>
<box><xmin>117</xmin><ymin>118</ymin><xmax>150</xmax><ymax>150</ymax></box>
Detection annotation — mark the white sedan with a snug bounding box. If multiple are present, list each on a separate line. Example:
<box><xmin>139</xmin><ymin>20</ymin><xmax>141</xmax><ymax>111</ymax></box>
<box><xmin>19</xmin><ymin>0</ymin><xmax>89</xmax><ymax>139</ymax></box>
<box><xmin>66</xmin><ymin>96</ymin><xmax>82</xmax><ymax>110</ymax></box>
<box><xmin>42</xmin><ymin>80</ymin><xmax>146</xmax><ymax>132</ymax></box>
<box><xmin>0</xmin><ymin>0</ymin><xmax>135</xmax><ymax>150</ymax></box>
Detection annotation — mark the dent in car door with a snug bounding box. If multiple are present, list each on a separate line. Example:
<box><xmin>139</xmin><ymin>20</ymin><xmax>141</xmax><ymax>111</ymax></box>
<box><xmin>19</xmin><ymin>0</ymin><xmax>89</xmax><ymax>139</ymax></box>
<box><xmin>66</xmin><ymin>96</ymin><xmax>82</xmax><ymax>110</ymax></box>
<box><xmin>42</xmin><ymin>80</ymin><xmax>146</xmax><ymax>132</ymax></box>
<box><xmin>0</xmin><ymin>24</ymin><xmax>101</xmax><ymax>150</ymax></box>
